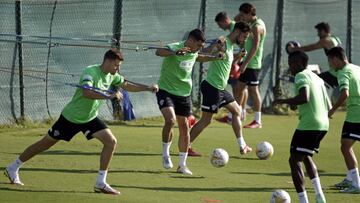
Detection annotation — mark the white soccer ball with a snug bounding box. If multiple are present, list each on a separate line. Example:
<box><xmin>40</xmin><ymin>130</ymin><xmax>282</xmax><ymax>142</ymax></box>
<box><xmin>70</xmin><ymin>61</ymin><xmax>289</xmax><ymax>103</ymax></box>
<box><xmin>210</xmin><ymin>148</ymin><xmax>229</xmax><ymax>168</ymax></box>
<box><xmin>270</xmin><ymin>189</ymin><xmax>291</xmax><ymax>203</ymax></box>
<box><xmin>256</xmin><ymin>141</ymin><xmax>274</xmax><ymax>160</ymax></box>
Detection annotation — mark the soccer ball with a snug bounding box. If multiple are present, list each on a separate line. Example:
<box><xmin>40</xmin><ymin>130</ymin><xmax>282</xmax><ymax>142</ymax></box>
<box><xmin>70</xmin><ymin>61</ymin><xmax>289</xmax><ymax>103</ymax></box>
<box><xmin>210</xmin><ymin>148</ymin><xmax>229</xmax><ymax>168</ymax></box>
<box><xmin>270</xmin><ymin>189</ymin><xmax>291</xmax><ymax>203</ymax></box>
<box><xmin>256</xmin><ymin>141</ymin><xmax>274</xmax><ymax>160</ymax></box>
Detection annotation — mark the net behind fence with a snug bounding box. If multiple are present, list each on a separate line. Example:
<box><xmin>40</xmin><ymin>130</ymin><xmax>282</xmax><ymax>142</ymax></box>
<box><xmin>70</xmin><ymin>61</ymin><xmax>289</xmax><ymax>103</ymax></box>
<box><xmin>0</xmin><ymin>0</ymin><xmax>358</xmax><ymax>124</ymax></box>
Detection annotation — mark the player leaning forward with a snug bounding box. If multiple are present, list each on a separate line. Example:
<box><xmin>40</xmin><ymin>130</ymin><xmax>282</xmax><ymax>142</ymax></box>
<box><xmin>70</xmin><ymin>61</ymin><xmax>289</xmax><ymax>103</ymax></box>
<box><xmin>189</xmin><ymin>22</ymin><xmax>252</xmax><ymax>156</ymax></box>
<box><xmin>274</xmin><ymin>51</ymin><xmax>330</xmax><ymax>203</ymax></box>
<box><xmin>155</xmin><ymin>29</ymin><xmax>222</xmax><ymax>175</ymax></box>
<box><xmin>4</xmin><ymin>49</ymin><xmax>158</xmax><ymax>195</ymax></box>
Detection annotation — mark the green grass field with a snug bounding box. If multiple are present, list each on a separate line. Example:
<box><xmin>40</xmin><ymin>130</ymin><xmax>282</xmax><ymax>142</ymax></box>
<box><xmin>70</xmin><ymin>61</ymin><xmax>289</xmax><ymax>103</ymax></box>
<box><xmin>0</xmin><ymin>112</ymin><xmax>360</xmax><ymax>203</ymax></box>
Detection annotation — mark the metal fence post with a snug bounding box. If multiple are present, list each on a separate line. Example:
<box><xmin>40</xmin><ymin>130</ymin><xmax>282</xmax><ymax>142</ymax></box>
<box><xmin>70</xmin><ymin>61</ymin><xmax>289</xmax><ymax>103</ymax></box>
<box><xmin>347</xmin><ymin>0</ymin><xmax>352</xmax><ymax>62</ymax></box>
<box><xmin>15</xmin><ymin>0</ymin><xmax>24</xmax><ymax>120</ymax></box>
<box><xmin>273</xmin><ymin>0</ymin><xmax>285</xmax><ymax>99</ymax></box>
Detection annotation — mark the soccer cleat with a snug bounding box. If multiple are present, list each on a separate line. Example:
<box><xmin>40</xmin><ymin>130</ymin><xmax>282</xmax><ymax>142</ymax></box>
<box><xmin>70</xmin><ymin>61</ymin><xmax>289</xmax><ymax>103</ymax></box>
<box><xmin>244</xmin><ymin>120</ymin><xmax>262</xmax><ymax>129</ymax></box>
<box><xmin>240</xmin><ymin>145</ymin><xmax>253</xmax><ymax>155</ymax></box>
<box><xmin>215</xmin><ymin>116</ymin><xmax>231</xmax><ymax>124</ymax></box>
<box><xmin>334</xmin><ymin>178</ymin><xmax>353</xmax><ymax>189</ymax></box>
<box><xmin>316</xmin><ymin>194</ymin><xmax>326</xmax><ymax>203</ymax></box>
<box><xmin>188</xmin><ymin>147</ymin><xmax>202</xmax><ymax>157</ymax></box>
<box><xmin>176</xmin><ymin>166</ymin><xmax>193</xmax><ymax>175</ymax></box>
<box><xmin>4</xmin><ymin>167</ymin><xmax>24</xmax><ymax>185</ymax></box>
<box><xmin>162</xmin><ymin>156</ymin><xmax>173</xmax><ymax>169</ymax></box>
<box><xmin>94</xmin><ymin>183</ymin><xmax>121</xmax><ymax>195</ymax></box>
<box><xmin>340</xmin><ymin>185</ymin><xmax>360</xmax><ymax>194</ymax></box>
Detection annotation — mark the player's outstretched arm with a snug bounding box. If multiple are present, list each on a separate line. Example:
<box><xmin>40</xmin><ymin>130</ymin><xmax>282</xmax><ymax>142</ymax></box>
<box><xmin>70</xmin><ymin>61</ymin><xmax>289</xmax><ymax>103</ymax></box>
<box><xmin>273</xmin><ymin>87</ymin><xmax>309</xmax><ymax>106</ymax></box>
<box><xmin>196</xmin><ymin>53</ymin><xmax>224</xmax><ymax>62</ymax></box>
<box><xmin>290</xmin><ymin>39</ymin><xmax>327</xmax><ymax>53</ymax></box>
<box><xmin>155</xmin><ymin>47</ymin><xmax>190</xmax><ymax>57</ymax></box>
<box><xmin>121</xmin><ymin>80</ymin><xmax>159</xmax><ymax>93</ymax></box>
<box><xmin>82</xmin><ymin>89</ymin><xmax>119</xmax><ymax>100</ymax></box>
<box><xmin>328</xmin><ymin>89</ymin><xmax>348</xmax><ymax>118</ymax></box>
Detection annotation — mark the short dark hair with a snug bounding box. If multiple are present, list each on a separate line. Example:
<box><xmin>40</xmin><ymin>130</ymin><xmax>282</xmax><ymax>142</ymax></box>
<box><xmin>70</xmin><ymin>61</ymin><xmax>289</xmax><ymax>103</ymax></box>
<box><xmin>215</xmin><ymin>11</ymin><xmax>229</xmax><ymax>22</ymax></box>
<box><xmin>239</xmin><ymin>3</ymin><xmax>256</xmax><ymax>16</ymax></box>
<box><xmin>315</xmin><ymin>22</ymin><xmax>330</xmax><ymax>33</ymax></box>
<box><xmin>233</xmin><ymin>21</ymin><xmax>250</xmax><ymax>33</ymax></box>
<box><xmin>289</xmin><ymin>51</ymin><xmax>308</xmax><ymax>68</ymax></box>
<box><xmin>188</xmin><ymin>29</ymin><xmax>206</xmax><ymax>42</ymax></box>
<box><xmin>104</xmin><ymin>49</ymin><xmax>124</xmax><ymax>61</ymax></box>
<box><xmin>326</xmin><ymin>47</ymin><xmax>346</xmax><ymax>60</ymax></box>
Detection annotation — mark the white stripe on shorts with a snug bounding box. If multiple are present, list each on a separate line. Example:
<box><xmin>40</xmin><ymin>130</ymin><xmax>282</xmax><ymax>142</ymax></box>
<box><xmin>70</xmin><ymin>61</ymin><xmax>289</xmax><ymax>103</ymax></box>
<box><xmin>350</xmin><ymin>133</ymin><xmax>360</xmax><ymax>139</ymax></box>
<box><xmin>201</xmin><ymin>105</ymin><xmax>210</xmax><ymax>110</ymax></box>
<box><xmin>296</xmin><ymin>147</ymin><xmax>314</xmax><ymax>154</ymax></box>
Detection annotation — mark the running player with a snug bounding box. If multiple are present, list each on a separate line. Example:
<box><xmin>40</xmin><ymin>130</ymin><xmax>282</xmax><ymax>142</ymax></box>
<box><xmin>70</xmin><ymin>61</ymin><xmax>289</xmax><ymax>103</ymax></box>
<box><xmin>214</xmin><ymin>11</ymin><xmax>248</xmax><ymax>123</ymax></box>
<box><xmin>188</xmin><ymin>22</ymin><xmax>252</xmax><ymax>157</ymax></box>
<box><xmin>235</xmin><ymin>3</ymin><xmax>266</xmax><ymax>128</ymax></box>
<box><xmin>4</xmin><ymin>49</ymin><xmax>158</xmax><ymax>195</ymax></box>
<box><xmin>274</xmin><ymin>51</ymin><xmax>330</xmax><ymax>203</ymax></box>
<box><xmin>155</xmin><ymin>29</ymin><xmax>221</xmax><ymax>175</ymax></box>
<box><xmin>327</xmin><ymin>47</ymin><xmax>360</xmax><ymax>193</ymax></box>
<box><xmin>288</xmin><ymin>22</ymin><xmax>342</xmax><ymax>88</ymax></box>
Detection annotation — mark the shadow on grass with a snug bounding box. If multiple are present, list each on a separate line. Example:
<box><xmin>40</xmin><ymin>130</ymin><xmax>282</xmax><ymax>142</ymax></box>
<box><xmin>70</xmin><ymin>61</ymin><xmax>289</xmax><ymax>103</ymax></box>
<box><xmin>229</xmin><ymin>156</ymin><xmax>259</xmax><ymax>160</ymax></box>
<box><xmin>1</xmin><ymin>150</ymin><xmax>163</xmax><ymax>157</ymax></box>
<box><xmin>112</xmin><ymin>184</ymin><xmax>293</xmax><ymax>192</ymax></box>
<box><xmin>0</xmin><ymin>167</ymin><xmax>171</xmax><ymax>175</ymax></box>
<box><xmin>230</xmin><ymin>170</ymin><xmax>344</xmax><ymax>177</ymax></box>
<box><xmin>0</xmin><ymin>186</ymin><xmax>94</xmax><ymax>194</ymax></box>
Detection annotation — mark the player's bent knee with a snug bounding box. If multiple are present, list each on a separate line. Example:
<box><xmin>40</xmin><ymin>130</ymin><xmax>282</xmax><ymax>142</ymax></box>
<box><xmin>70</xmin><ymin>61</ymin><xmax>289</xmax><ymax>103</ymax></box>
<box><xmin>165</xmin><ymin>118</ymin><xmax>176</xmax><ymax>127</ymax></box>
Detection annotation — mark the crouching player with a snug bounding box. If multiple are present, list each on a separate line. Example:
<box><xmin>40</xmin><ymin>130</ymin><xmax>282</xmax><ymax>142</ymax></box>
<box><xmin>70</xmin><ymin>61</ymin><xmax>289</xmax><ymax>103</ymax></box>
<box><xmin>4</xmin><ymin>49</ymin><xmax>158</xmax><ymax>195</ymax></box>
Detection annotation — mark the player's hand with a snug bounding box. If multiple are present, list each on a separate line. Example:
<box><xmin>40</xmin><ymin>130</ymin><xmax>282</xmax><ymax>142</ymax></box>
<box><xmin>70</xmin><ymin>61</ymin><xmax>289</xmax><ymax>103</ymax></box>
<box><xmin>328</xmin><ymin>108</ymin><xmax>336</xmax><ymax>119</ymax></box>
<box><xmin>217</xmin><ymin>52</ymin><xmax>225</xmax><ymax>60</ymax></box>
<box><xmin>215</xmin><ymin>37</ymin><xmax>226</xmax><ymax>52</ymax></box>
<box><xmin>239</xmin><ymin>62</ymin><xmax>248</xmax><ymax>73</ymax></box>
<box><xmin>175</xmin><ymin>47</ymin><xmax>191</xmax><ymax>56</ymax></box>
<box><xmin>148</xmin><ymin>84</ymin><xmax>159</xmax><ymax>93</ymax></box>
<box><xmin>110</xmin><ymin>91</ymin><xmax>123</xmax><ymax>101</ymax></box>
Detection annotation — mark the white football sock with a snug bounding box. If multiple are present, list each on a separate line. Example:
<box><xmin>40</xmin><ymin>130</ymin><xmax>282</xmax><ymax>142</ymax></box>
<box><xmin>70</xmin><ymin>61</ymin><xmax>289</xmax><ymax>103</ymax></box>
<box><xmin>162</xmin><ymin>142</ymin><xmax>171</xmax><ymax>157</ymax></box>
<box><xmin>254</xmin><ymin>111</ymin><xmax>261</xmax><ymax>123</ymax></box>
<box><xmin>346</xmin><ymin>170</ymin><xmax>353</xmax><ymax>181</ymax></box>
<box><xmin>297</xmin><ymin>191</ymin><xmax>309</xmax><ymax>203</ymax></box>
<box><xmin>350</xmin><ymin>168</ymin><xmax>360</xmax><ymax>188</ymax></box>
<box><xmin>8</xmin><ymin>158</ymin><xmax>23</xmax><ymax>171</ymax></box>
<box><xmin>311</xmin><ymin>177</ymin><xmax>324</xmax><ymax>196</ymax></box>
<box><xmin>241</xmin><ymin>109</ymin><xmax>246</xmax><ymax>119</ymax></box>
<box><xmin>227</xmin><ymin>112</ymin><xmax>232</xmax><ymax>119</ymax></box>
<box><xmin>179</xmin><ymin>152</ymin><xmax>188</xmax><ymax>167</ymax></box>
<box><xmin>237</xmin><ymin>136</ymin><xmax>246</xmax><ymax>149</ymax></box>
<box><xmin>96</xmin><ymin>170</ymin><xmax>107</xmax><ymax>186</ymax></box>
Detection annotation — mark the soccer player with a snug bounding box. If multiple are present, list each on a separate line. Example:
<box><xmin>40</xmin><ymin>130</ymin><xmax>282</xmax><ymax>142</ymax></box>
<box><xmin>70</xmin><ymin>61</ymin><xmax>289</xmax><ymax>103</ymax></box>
<box><xmin>234</xmin><ymin>3</ymin><xmax>266</xmax><ymax>128</ymax></box>
<box><xmin>327</xmin><ymin>47</ymin><xmax>360</xmax><ymax>193</ymax></box>
<box><xmin>274</xmin><ymin>51</ymin><xmax>330</xmax><ymax>203</ymax></box>
<box><xmin>155</xmin><ymin>29</ymin><xmax>221</xmax><ymax>175</ymax></box>
<box><xmin>288</xmin><ymin>22</ymin><xmax>342</xmax><ymax>88</ymax></box>
<box><xmin>214</xmin><ymin>11</ymin><xmax>248</xmax><ymax>123</ymax></box>
<box><xmin>4</xmin><ymin>49</ymin><xmax>159</xmax><ymax>195</ymax></box>
<box><xmin>188</xmin><ymin>22</ymin><xmax>252</xmax><ymax>157</ymax></box>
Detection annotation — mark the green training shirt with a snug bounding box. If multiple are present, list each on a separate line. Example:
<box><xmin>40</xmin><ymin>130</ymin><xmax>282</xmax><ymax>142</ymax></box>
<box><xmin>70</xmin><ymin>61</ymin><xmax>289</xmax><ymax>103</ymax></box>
<box><xmin>337</xmin><ymin>63</ymin><xmax>360</xmax><ymax>123</ymax></box>
<box><xmin>205</xmin><ymin>37</ymin><xmax>234</xmax><ymax>90</ymax></box>
<box><xmin>244</xmin><ymin>18</ymin><xmax>266</xmax><ymax>69</ymax></box>
<box><xmin>158</xmin><ymin>41</ymin><xmax>198</xmax><ymax>96</ymax></box>
<box><xmin>229</xmin><ymin>20</ymin><xmax>235</xmax><ymax>32</ymax></box>
<box><xmin>295</xmin><ymin>69</ymin><xmax>330</xmax><ymax>131</ymax></box>
<box><xmin>62</xmin><ymin>64</ymin><xmax>124</xmax><ymax>124</ymax></box>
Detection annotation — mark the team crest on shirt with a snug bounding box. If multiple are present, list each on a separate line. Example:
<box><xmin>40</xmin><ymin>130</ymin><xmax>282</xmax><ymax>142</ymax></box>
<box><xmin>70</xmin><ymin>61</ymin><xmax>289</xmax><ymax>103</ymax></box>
<box><xmin>180</xmin><ymin>60</ymin><xmax>195</xmax><ymax>70</ymax></box>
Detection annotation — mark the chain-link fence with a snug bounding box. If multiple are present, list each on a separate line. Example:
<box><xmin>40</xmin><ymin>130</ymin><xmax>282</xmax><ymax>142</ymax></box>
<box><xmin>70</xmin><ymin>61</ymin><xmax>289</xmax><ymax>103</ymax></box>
<box><xmin>0</xmin><ymin>0</ymin><xmax>357</xmax><ymax>124</ymax></box>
